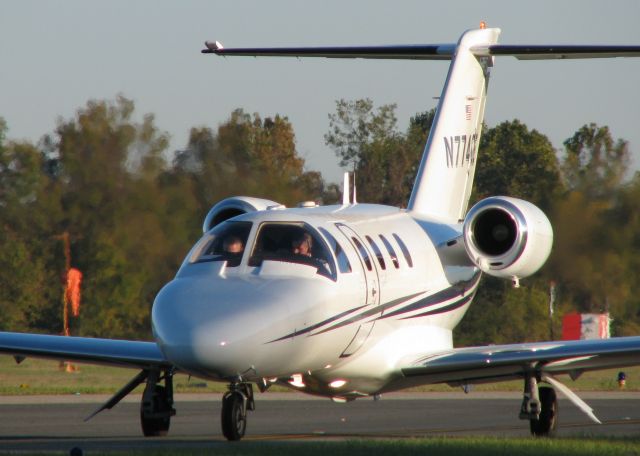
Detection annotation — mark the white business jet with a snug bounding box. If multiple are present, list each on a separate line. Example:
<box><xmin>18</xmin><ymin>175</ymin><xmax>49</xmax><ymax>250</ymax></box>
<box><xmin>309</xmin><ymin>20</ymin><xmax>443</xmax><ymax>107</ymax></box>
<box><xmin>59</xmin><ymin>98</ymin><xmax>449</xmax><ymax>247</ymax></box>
<box><xmin>2</xmin><ymin>24</ymin><xmax>640</xmax><ymax>441</ymax></box>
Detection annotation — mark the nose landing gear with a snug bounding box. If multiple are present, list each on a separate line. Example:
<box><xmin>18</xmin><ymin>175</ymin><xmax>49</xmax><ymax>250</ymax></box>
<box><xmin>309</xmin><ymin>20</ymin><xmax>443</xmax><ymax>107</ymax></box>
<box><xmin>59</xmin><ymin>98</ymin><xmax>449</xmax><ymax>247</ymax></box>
<box><xmin>221</xmin><ymin>383</ymin><xmax>255</xmax><ymax>441</ymax></box>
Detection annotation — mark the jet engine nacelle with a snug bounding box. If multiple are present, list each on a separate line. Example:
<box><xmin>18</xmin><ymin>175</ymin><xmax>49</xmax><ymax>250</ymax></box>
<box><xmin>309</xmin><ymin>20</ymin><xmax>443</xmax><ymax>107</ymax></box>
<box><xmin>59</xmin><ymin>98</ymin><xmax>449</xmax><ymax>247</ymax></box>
<box><xmin>462</xmin><ymin>196</ymin><xmax>553</xmax><ymax>281</ymax></box>
<box><xmin>202</xmin><ymin>196</ymin><xmax>283</xmax><ymax>232</ymax></box>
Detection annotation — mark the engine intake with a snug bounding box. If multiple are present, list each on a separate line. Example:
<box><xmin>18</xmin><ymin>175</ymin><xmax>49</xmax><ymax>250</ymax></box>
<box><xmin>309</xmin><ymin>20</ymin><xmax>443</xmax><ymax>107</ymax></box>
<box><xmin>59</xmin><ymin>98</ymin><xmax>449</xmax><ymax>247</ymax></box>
<box><xmin>463</xmin><ymin>196</ymin><xmax>553</xmax><ymax>280</ymax></box>
<box><xmin>202</xmin><ymin>196</ymin><xmax>283</xmax><ymax>233</ymax></box>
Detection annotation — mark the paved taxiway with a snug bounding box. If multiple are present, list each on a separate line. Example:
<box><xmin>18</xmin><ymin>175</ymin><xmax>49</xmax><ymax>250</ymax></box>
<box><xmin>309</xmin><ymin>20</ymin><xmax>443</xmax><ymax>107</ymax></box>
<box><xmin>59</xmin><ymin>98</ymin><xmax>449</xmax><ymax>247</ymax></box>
<box><xmin>1</xmin><ymin>392</ymin><xmax>638</xmax><ymax>453</ymax></box>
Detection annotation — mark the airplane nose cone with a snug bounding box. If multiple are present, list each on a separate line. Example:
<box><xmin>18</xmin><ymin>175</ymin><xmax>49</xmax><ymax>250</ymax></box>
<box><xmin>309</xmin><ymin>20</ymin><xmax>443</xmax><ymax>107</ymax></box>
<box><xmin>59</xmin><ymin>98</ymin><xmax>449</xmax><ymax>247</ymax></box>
<box><xmin>152</xmin><ymin>277</ymin><xmax>245</xmax><ymax>376</ymax></box>
<box><xmin>151</xmin><ymin>276</ymin><xmax>306</xmax><ymax>379</ymax></box>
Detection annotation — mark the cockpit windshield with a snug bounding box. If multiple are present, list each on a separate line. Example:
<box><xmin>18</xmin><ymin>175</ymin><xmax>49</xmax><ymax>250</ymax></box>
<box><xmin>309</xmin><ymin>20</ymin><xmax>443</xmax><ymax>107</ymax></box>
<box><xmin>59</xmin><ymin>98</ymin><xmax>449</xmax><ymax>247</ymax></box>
<box><xmin>248</xmin><ymin>223</ymin><xmax>336</xmax><ymax>279</ymax></box>
<box><xmin>191</xmin><ymin>221</ymin><xmax>252</xmax><ymax>267</ymax></box>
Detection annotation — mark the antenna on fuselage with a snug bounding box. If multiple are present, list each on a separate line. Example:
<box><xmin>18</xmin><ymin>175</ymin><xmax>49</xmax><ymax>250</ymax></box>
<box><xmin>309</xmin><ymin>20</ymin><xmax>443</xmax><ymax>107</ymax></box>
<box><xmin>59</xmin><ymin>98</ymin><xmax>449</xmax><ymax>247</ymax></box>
<box><xmin>342</xmin><ymin>172</ymin><xmax>358</xmax><ymax>205</ymax></box>
<box><xmin>342</xmin><ymin>172</ymin><xmax>350</xmax><ymax>205</ymax></box>
<box><xmin>352</xmin><ymin>172</ymin><xmax>357</xmax><ymax>204</ymax></box>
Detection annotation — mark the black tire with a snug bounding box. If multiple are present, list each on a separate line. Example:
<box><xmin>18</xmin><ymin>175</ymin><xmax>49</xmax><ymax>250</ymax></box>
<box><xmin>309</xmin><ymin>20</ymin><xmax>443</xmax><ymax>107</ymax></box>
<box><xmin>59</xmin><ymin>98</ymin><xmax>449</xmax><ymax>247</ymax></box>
<box><xmin>530</xmin><ymin>386</ymin><xmax>557</xmax><ymax>437</ymax></box>
<box><xmin>140</xmin><ymin>385</ymin><xmax>171</xmax><ymax>437</ymax></box>
<box><xmin>221</xmin><ymin>392</ymin><xmax>246</xmax><ymax>441</ymax></box>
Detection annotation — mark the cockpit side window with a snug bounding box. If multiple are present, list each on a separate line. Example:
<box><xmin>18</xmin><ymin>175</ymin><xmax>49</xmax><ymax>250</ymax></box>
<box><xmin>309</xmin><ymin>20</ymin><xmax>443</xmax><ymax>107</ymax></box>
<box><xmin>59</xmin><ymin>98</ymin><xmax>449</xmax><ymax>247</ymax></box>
<box><xmin>191</xmin><ymin>221</ymin><xmax>252</xmax><ymax>267</ymax></box>
<box><xmin>249</xmin><ymin>223</ymin><xmax>336</xmax><ymax>279</ymax></box>
<box><xmin>318</xmin><ymin>227</ymin><xmax>352</xmax><ymax>273</ymax></box>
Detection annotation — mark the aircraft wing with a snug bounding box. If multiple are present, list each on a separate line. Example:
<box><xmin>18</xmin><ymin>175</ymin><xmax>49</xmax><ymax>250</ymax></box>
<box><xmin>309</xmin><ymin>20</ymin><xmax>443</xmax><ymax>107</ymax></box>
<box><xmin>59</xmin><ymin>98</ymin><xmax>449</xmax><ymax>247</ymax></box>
<box><xmin>401</xmin><ymin>336</ymin><xmax>640</xmax><ymax>386</ymax></box>
<box><xmin>0</xmin><ymin>331</ymin><xmax>170</xmax><ymax>370</ymax></box>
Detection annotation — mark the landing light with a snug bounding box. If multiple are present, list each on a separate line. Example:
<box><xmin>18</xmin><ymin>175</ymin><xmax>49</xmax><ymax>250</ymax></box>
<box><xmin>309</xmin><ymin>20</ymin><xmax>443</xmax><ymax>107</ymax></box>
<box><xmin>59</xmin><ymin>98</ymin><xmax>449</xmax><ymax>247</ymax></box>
<box><xmin>289</xmin><ymin>374</ymin><xmax>305</xmax><ymax>388</ymax></box>
<box><xmin>480</xmin><ymin>21</ymin><xmax>487</xmax><ymax>29</ymax></box>
<box><xmin>329</xmin><ymin>379</ymin><xmax>347</xmax><ymax>388</ymax></box>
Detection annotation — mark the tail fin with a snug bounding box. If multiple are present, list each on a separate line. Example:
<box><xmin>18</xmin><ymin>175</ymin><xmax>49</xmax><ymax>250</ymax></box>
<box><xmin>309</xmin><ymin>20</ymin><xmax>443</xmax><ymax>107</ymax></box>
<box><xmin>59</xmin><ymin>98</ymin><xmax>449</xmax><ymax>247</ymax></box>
<box><xmin>407</xmin><ymin>28</ymin><xmax>500</xmax><ymax>222</ymax></box>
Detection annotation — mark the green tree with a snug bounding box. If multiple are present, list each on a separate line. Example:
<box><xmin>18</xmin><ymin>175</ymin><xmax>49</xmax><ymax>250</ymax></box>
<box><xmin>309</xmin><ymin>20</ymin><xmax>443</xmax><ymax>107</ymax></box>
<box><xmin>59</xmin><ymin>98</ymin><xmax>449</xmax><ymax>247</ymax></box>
<box><xmin>456</xmin><ymin>277</ymin><xmax>552</xmax><ymax>345</ymax></box>
<box><xmin>325</xmin><ymin>99</ymin><xmax>433</xmax><ymax>206</ymax></box>
<box><xmin>48</xmin><ymin>96</ymin><xmax>177</xmax><ymax>338</ymax></box>
<box><xmin>473</xmin><ymin>120</ymin><xmax>562</xmax><ymax>211</ymax></box>
<box><xmin>0</xmin><ymin>229</ymin><xmax>49</xmax><ymax>331</ymax></box>
<box><xmin>325</xmin><ymin>99</ymin><xmax>397</xmax><ymax>171</ymax></box>
<box><xmin>543</xmin><ymin>124</ymin><xmax>637</xmax><ymax>335</ymax></box>
<box><xmin>562</xmin><ymin>123</ymin><xmax>629</xmax><ymax>199</ymax></box>
<box><xmin>0</xmin><ymin>119</ymin><xmax>62</xmax><ymax>333</ymax></box>
<box><xmin>174</xmin><ymin>109</ymin><xmax>328</xmax><ymax>211</ymax></box>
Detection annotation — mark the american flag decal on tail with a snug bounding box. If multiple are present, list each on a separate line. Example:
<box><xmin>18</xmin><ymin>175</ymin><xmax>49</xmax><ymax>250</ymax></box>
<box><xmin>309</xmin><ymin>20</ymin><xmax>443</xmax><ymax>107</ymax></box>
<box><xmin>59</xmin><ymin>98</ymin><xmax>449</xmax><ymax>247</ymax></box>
<box><xmin>465</xmin><ymin>104</ymin><xmax>472</xmax><ymax>120</ymax></box>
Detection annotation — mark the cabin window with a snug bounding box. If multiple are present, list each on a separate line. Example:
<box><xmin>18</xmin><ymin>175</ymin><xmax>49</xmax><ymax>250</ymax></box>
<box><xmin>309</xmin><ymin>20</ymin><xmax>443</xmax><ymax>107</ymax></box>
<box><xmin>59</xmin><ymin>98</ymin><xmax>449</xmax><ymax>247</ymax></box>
<box><xmin>393</xmin><ymin>233</ymin><xmax>413</xmax><ymax>268</ymax></box>
<box><xmin>351</xmin><ymin>237</ymin><xmax>372</xmax><ymax>271</ymax></box>
<box><xmin>318</xmin><ymin>227</ymin><xmax>352</xmax><ymax>273</ymax></box>
<box><xmin>191</xmin><ymin>221</ymin><xmax>252</xmax><ymax>267</ymax></box>
<box><xmin>379</xmin><ymin>234</ymin><xmax>400</xmax><ymax>269</ymax></box>
<box><xmin>365</xmin><ymin>235</ymin><xmax>386</xmax><ymax>270</ymax></box>
<box><xmin>249</xmin><ymin>223</ymin><xmax>336</xmax><ymax>279</ymax></box>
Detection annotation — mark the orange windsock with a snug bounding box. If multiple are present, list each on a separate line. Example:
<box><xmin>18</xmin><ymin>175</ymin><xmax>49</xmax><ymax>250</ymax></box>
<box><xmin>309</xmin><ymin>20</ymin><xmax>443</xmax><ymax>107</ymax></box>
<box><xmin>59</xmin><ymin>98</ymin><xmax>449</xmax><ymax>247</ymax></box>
<box><xmin>66</xmin><ymin>268</ymin><xmax>82</xmax><ymax>317</ymax></box>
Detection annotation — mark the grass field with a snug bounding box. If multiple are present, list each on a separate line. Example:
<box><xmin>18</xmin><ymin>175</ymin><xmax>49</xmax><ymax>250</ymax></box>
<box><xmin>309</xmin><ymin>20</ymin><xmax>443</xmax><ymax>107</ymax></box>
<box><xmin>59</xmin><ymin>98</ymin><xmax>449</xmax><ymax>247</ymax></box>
<box><xmin>0</xmin><ymin>355</ymin><xmax>638</xmax><ymax>395</ymax></box>
<box><xmin>32</xmin><ymin>437</ymin><xmax>640</xmax><ymax>456</ymax></box>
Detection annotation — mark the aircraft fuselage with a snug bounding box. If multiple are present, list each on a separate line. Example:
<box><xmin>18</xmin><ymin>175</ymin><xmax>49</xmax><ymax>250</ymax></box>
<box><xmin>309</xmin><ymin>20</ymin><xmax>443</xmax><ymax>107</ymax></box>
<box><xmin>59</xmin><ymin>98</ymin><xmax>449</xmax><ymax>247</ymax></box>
<box><xmin>152</xmin><ymin>203</ymin><xmax>479</xmax><ymax>399</ymax></box>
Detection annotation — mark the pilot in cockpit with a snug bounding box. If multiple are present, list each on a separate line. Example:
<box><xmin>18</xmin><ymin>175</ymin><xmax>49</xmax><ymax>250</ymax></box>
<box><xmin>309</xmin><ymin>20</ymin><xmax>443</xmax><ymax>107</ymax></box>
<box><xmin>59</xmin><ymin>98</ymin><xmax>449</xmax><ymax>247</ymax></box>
<box><xmin>291</xmin><ymin>232</ymin><xmax>313</xmax><ymax>257</ymax></box>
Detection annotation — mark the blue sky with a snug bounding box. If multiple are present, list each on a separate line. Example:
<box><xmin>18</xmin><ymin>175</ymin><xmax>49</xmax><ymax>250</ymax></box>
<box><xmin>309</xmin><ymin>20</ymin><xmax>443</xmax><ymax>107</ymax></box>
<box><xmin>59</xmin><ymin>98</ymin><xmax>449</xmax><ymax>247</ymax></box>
<box><xmin>2</xmin><ymin>0</ymin><xmax>639</xmax><ymax>183</ymax></box>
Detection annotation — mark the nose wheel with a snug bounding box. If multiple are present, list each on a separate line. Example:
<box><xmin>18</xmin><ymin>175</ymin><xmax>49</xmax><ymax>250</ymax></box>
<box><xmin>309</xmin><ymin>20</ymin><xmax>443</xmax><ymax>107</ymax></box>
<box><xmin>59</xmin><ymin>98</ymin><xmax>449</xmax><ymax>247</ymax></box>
<box><xmin>221</xmin><ymin>383</ymin><xmax>254</xmax><ymax>441</ymax></box>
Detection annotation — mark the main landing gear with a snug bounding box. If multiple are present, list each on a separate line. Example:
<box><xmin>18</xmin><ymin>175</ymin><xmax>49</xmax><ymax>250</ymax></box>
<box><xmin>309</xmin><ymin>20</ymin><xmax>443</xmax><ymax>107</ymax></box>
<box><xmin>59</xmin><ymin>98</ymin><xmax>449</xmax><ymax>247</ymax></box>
<box><xmin>221</xmin><ymin>383</ymin><xmax>255</xmax><ymax>441</ymax></box>
<box><xmin>519</xmin><ymin>374</ymin><xmax>557</xmax><ymax>436</ymax></box>
<box><xmin>140</xmin><ymin>369</ymin><xmax>176</xmax><ymax>437</ymax></box>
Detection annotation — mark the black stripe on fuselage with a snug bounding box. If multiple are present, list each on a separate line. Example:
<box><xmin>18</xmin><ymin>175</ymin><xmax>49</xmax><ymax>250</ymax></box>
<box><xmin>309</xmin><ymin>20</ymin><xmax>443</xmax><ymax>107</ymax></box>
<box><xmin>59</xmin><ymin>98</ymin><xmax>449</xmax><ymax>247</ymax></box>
<box><xmin>308</xmin><ymin>292</ymin><xmax>425</xmax><ymax>336</ymax></box>
<box><xmin>265</xmin><ymin>304</ymin><xmax>368</xmax><ymax>343</ymax></box>
<box><xmin>266</xmin><ymin>273</ymin><xmax>480</xmax><ymax>343</ymax></box>
<box><xmin>399</xmin><ymin>293</ymin><xmax>475</xmax><ymax>319</ymax></box>
<box><xmin>377</xmin><ymin>272</ymin><xmax>481</xmax><ymax>320</ymax></box>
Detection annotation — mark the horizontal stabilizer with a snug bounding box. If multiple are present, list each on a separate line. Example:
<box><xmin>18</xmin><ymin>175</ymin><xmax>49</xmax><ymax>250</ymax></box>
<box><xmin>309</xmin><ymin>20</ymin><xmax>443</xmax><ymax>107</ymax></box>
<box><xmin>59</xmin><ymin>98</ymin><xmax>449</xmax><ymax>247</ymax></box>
<box><xmin>204</xmin><ymin>42</ymin><xmax>455</xmax><ymax>60</ymax></box>
<box><xmin>204</xmin><ymin>41</ymin><xmax>640</xmax><ymax>61</ymax></box>
<box><xmin>477</xmin><ymin>44</ymin><xmax>640</xmax><ymax>59</ymax></box>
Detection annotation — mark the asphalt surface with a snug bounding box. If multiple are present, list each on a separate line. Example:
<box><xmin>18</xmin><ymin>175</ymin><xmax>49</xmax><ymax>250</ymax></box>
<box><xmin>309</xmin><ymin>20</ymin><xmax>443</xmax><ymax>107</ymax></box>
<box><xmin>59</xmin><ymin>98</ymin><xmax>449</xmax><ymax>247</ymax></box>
<box><xmin>0</xmin><ymin>392</ymin><xmax>639</xmax><ymax>453</ymax></box>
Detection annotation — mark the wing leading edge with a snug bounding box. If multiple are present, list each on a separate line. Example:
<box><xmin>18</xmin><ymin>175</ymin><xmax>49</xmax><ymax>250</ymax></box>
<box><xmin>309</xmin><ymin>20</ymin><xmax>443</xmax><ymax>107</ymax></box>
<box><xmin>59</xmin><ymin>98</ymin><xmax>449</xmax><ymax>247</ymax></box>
<box><xmin>401</xmin><ymin>336</ymin><xmax>640</xmax><ymax>385</ymax></box>
<box><xmin>0</xmin><ymin>331</ymin><xmax>170</xmax><ymax>370</ymax></box>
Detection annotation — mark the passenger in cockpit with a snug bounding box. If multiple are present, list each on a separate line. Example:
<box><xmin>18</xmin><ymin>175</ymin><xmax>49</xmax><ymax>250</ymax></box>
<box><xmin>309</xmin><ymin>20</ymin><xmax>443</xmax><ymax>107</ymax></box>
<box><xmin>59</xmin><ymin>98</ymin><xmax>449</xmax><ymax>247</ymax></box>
<box><xmin>291</xmin><ymin>233</ymin><xmax>313</xmax><ymax>257</ymax></box>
